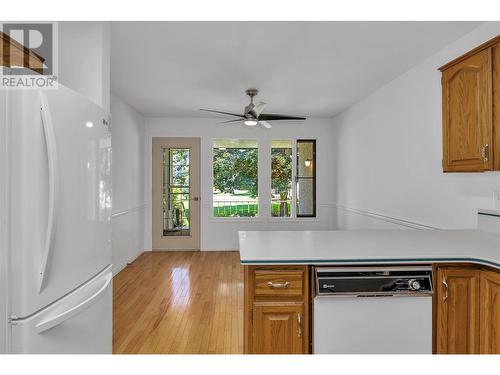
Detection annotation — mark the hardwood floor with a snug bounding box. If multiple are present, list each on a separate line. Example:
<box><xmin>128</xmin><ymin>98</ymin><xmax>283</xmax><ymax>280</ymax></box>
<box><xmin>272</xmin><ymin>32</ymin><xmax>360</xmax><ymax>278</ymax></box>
<box><xmin>113</xmin><ymin>251</ymin><xmax>244</xmax><ymax>354</ymax></box>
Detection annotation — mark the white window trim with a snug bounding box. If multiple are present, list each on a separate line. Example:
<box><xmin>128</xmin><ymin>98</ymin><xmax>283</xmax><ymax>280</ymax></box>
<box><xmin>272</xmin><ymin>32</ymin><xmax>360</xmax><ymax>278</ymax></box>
<box><xmin>210</xmin><ymin>137</ymin><xmax>317</xmax><ymax>221</ymax></box>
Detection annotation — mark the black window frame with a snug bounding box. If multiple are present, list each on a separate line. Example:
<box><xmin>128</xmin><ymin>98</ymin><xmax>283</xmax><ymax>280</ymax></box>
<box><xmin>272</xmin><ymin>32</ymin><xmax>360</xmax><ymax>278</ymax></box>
<box><xmin>296</xmin><ymin>139</ymin><xmax>317</xmax><ymax>218</ymax></box>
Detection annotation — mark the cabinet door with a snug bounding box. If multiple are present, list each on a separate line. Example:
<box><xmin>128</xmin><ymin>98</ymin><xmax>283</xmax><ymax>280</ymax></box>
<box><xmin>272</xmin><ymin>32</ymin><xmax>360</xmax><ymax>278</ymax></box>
<box><xmin>253</xmin><ymin>302</ymin><xmax>304</xmax><ymax>354</ymax></box>
<box><xmin>436</xmin><ymin>267</ymin><xmax>480</xmax><ymax>353</ymax></box>
<box><xmin>442</xmin><ymin>49</ymin><xmax>492</xmax><ymax>172</ymax></box>
<box><xmin>480</xmin><ymin>270</ymin><xmax>500</xmax><ymax>354</ymax></box>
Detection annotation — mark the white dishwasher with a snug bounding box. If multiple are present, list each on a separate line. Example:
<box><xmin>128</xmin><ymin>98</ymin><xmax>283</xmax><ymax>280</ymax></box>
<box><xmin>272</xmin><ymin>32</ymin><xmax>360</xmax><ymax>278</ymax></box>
<box><xmin>313</xmin><ymin>266</ymin><xmax>433</xmax><ymax>354</ymax></box>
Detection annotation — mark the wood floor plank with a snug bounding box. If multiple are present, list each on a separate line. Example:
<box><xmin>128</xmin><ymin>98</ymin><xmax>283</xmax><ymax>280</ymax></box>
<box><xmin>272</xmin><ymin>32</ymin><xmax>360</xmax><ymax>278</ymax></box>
<box><xmin>113</xmin><ymin>251</ymin><xmax>243</xmax><ymax>354</ymax></box>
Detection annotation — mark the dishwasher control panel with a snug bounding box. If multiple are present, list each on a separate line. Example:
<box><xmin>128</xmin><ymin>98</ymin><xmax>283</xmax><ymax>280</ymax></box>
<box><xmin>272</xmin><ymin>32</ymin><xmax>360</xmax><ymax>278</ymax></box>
<box><xmin>315</xmin><ymin>266</ymin><xmax>433</xmax><ymax>296</ymax></box>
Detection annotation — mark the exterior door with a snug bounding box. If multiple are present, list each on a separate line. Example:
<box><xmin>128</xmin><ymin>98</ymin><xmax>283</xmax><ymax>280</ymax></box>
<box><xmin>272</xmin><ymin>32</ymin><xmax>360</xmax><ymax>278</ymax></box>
<box><xmin>152</xmin><ymin>137</ymin><xmax>200</xmax><ymax>250</ymax></box>
<box><xmin>252</xmin><ymin>302</ymin><xmax>304</xmax><ymax>354</ymax></box>
<box><xmin>436</xmin><ymin>267</ymin><xmax>480</xmax><ymax>354</ymax></box>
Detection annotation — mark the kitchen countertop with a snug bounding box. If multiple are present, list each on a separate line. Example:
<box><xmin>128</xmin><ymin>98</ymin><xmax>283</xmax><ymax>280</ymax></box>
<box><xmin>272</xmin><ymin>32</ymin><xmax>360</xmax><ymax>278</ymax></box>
<box><xmin>238</xmin><ymin>230</ymin><xmax>500</xmax><ymax>270</ymax></box>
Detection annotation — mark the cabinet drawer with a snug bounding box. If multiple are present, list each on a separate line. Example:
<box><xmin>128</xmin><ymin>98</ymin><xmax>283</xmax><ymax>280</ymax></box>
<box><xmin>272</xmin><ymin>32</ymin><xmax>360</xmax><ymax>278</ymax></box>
<box><xmin>254</xmin><ymin>269</ymin><xmax>304</xmax><ymax>297</ymax></box>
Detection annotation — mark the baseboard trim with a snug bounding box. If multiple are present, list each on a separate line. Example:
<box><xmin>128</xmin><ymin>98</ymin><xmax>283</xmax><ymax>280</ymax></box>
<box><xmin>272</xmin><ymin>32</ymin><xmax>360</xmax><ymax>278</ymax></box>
<box><xmin>113</xmin><ymin>250</ymin><xmax>145</xmax><ymax>277</ymax></box>
<box><xmin>335</xmin><ymin>204</ymin><xmax>440</xmax><ymax>230</ymax></box>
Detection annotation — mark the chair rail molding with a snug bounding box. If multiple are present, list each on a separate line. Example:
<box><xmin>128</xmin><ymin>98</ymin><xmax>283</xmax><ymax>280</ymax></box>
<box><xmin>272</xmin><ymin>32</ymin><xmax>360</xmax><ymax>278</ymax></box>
<box><xmin>335</xmin><ymin>204</ymin><xmax>441</xmax><ymax>230</ymax></box>
<box><xmin>111</xmin><ymin>204</ymin><xmax>148</xmax><ymax>219</ymax></box>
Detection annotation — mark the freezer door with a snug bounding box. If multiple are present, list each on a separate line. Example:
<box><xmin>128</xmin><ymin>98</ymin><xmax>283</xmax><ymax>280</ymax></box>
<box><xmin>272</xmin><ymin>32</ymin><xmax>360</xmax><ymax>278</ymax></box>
<box><xmin>11</xmin><ymin>266</ymin><xmax>112</xmax><ymax>354</ymax></box>
<box><xmin>9</xmin><ymin>85</ymin><xmax>112</xmax><ymax>317</ymax></box>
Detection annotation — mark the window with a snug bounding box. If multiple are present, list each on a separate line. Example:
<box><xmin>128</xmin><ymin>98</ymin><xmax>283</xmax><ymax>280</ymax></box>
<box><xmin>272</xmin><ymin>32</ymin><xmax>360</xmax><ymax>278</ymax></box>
<box><xmin>162</xmin><ymin>148</ymin><xmax>190</xmax><ymax>236</ymax></box>
<box><xmin>296</xmin><ymin>140</ymin><xmax>316</xmax><ymax>217</ymax></box>
<box><xmin>271</xmin><ymin>139</ymin><xmax>316</xmax><ymax>218</ymax></box>
<box><xmin>213</xmin><ymin>139</ymin><xmax>258</xmax><ymax>217</ymax></box>
<box><xmin>271</xmin><ymin>140</ymin><xmax>292</xmax><ymax>217</ymax></box>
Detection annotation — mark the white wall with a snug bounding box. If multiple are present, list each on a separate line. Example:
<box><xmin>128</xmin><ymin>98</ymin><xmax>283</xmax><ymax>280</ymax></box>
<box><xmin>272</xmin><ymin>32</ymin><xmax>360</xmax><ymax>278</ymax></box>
<box><xmin>0</xmin><ymin>90</ymin><xmax>9</xmax><ymax>353</ymax></box>
<box><xmin>333</xmin><ymin>22</ymin><xmax>500</xmax><ymax>230</ymax></box>
<box><xmin>58</xmin><ymin>22</ymin><xmax>110</xmax><ymax>112</ymax></box>
<box><xmin>144</xmin><ymin>118</ymin><xmax>338</xmax><ymax>250</ymax></box>
<box><xmin>111</xmin><ymin>95</ymin><xmax>146</xmax><ymax>274</ymax></box>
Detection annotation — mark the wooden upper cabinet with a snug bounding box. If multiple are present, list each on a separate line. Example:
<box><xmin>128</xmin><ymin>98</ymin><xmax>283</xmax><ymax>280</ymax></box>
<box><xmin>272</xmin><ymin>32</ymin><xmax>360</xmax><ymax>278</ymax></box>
<box><xmin>440</xmin><ymin>35</ymin><xmax>500</xmax><ymax>172</ymax></box>
<box><xmin>441</xmin><ymin>50</ymin><xmax>491</xmax><ymax>172</ymax></box>
<box><xmin>436</xmin><ymin>267</ymin><xmax>480</xmax><ymax>354</ymax></box>
<box><xmin>0</xmin><ymin>31</ymin><xmax>45</xmax><ymax>74</ymax></box>
<box><xmin>252</xmin><ymin>302</ymin><xmax>304</xmax><ymax>354</ymax></box>
<box><xmin>480</xmin><ymin>270</ymin><xmax>500</xmax><ymax>354</ymax></box>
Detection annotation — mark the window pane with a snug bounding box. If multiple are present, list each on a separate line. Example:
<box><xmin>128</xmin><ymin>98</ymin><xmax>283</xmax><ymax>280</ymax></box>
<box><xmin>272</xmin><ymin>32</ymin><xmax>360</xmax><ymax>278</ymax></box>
<box><xmin>163</xmin><ymin>148</ymin><xmax>190</xmax><ymax>236</ymax></box>
<box><xmin>297</xmin><ymin>178</ymin><xmax>315</xmax><ymax>216</ymax></box>
<box><xmin>296</xmin><ymin>140</ymin><xmax>316</xmax><ymax>217</ymax></box>
<box><xmin>297</xmin><ymin>141</ymin><xmax>314</xmax><ymax>177</ymax></box>
<box><xmin>271</xmin><ymin>140</ymin><xmax>292</xmax><ymax>217</ymax></box>
<box><xmin>213</xmin><ymin>139</ymin><xmax>258</xmax><ymax>217</ymax></box>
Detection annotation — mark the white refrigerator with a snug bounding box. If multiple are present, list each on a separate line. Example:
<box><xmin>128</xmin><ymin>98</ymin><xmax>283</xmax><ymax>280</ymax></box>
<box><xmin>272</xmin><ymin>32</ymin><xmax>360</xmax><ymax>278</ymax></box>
<box><xmin>3</xmin><ymin>84</ymin><xmax>112</xmax><ymax>354</ymax></box>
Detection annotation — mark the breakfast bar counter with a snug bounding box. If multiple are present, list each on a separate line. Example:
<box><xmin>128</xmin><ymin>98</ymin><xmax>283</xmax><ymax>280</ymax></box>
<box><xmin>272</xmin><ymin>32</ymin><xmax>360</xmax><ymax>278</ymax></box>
<box><xmin>239</xmin><ymin>229</ymin><xmax>500</xmax><ymax>269</ymax></box>
<box><xmin>239</xmin><ymin>229</ymin><xmax>500</xmax><ymax>354</ymax></box>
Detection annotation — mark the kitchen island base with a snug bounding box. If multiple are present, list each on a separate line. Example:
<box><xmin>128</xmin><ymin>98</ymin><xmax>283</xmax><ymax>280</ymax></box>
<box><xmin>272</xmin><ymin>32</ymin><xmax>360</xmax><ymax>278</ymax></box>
<box><xmin>243</xmin><ymin>263</ymin><xmax>499</xmax><ymax>354</ymax></box>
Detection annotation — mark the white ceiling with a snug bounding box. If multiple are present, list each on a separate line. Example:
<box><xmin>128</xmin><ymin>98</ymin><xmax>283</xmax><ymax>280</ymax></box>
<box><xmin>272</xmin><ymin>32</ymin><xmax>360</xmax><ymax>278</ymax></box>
<box><xmin>110</xmin><ymin>21</ymin><xmax>481</xmax><ymax>118</ymax></box>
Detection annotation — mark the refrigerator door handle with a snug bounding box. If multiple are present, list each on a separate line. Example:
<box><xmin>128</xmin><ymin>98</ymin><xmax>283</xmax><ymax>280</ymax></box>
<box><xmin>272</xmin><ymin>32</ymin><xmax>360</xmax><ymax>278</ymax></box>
<box><xmin>35</xmin><ymin>271</ymin><xmax>112</xmax><ymax>334</ymax></box>
<box><xmin>38</xmin><ymin>92</ymin><xmax>60</xmax><ymax>292</ymax></box>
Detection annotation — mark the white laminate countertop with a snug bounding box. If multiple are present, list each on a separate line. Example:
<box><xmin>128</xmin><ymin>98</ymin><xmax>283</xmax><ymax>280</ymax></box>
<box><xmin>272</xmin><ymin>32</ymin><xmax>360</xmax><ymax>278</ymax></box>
<box><xmin>238</xmin><ymin>230</ymin><xmax>500</xmax><ymax>269</ymax></box>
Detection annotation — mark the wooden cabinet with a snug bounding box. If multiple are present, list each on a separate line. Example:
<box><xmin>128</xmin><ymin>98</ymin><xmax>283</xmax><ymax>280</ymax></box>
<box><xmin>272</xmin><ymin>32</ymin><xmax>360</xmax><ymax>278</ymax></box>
<box><xmin>436</xmin><ymin>267</ymin><xmax>480</xmax><ymax>353</ymax></box>
<box><xmin>439</xmin><ymin>35</ymin><xmax>500</xmax><ymax>172</ymax></box>
<box><xmin>253</xmin><ymin>302</ymin><xmax>304</xmax><ymax>354</ymax></box>
<box><xmin>244</xmin><ymin>265</ymin><xmax>309</xmax><ymax>354</ymax></box>
<box><xmin>435</xmin><ymin>265</ymin><xmax>500</xmax><ymax>354</ymax></box>
<box><xmin>480</xmin><ymin>269</ymin><xmax>500</xmax><ymax>354</ymax></box>
<box><xmin>0</xmin><ymin>31</ymin><xmax>45</xmax><ymax>74</ymax></box>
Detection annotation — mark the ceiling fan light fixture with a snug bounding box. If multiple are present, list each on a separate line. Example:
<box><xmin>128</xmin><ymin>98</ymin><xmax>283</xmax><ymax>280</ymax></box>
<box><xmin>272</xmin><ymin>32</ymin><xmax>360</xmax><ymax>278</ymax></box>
<box><xmin>201</xmin><ymin>88</ymin><xmax>306</xmax><ymax>129</ymax></box>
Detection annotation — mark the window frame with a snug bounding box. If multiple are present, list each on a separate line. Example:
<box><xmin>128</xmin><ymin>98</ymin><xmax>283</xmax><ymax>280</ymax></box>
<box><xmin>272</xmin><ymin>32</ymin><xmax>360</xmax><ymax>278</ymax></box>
<box><xmin>295</xmin><ymin>139</ymin><xmax>317</xmax><ymax>218</ymax></box>
<box><xmin>270</xmin><ymin>139</ymin><xmax>317</xmax><ymax>219</ymax></box>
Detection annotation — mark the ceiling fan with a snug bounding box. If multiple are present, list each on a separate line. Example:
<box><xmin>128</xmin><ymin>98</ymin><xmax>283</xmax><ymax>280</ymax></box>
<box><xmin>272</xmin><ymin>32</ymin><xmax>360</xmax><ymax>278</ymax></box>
<box><xmin>200</xmin><ymin>88</ymin><xmax>306</xmax><ymax>129</ymax></box>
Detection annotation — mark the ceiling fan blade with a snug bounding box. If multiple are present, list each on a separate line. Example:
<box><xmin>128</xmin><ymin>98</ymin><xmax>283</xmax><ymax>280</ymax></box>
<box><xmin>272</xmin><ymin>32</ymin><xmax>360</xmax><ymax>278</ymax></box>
<box><xmin>200</xmin><ymin>109</ymin><xmax>245</xmax><ymax>118</ymax></box>
<box><xmin>244</xmin><ymin>103</ymin><xmax>255</xmax><ymax>116</ymax></box>
<box><xmin>217</xmin><ymin>118</ymin><xmax>244</xmax><ymax>125</ymax></box>
<box><xmin>259</xmin><ymin>120</ymin><xmax>272</xmax><ymax>129</ymax></box>
<box><xmin>252</xmin><ymin>102</ymin><xmax>267</xmax><ymax>117</ymax></box>
<box><xmin>258</xmin><ymin>113</ymin><xmax>306</xmax><ymax>121</ymax></box>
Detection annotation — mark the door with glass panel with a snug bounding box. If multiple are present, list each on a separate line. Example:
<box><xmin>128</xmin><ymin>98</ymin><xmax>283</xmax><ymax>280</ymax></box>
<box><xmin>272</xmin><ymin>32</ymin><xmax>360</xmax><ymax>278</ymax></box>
<box><xmin>152</xmin><ymin>138</ymin><xmax>200</xmax><ymax>250</ymax></box>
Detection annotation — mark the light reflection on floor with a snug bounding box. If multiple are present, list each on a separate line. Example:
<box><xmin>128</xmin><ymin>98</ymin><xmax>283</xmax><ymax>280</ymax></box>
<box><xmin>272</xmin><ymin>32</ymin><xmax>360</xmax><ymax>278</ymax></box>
<box><xmin>170</xmin><ymin>267</ymin><xmax>190</xmax><ymax>306</ymax></box>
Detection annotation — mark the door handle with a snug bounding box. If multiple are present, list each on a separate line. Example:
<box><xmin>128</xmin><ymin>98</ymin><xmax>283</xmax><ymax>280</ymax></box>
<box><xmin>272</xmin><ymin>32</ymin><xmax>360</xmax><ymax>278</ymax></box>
<box><xmin>192</xmin><ymin>197</ymin><xmax>200</xmax><ymax>201</ymax></box>
<box><xmin>297</xmin><ymin>313</ymin><xmax>302</xmax><ymax>337</ymax></box>
<box><xmin>35</xmin><ymin>271</ymin><xmax>112</xmax><ymax>334</ymax></box>
<box><xmin>38</xmin><ymin>92</ymin><xmax>60</xmax><ymax>292</ymax></box>
<box><xmin>267</xmin><ymin>281</ymin><xmax>290</xmax><ymax>289</ymax></box>
<box><xmin>442</xmin><ymin>277</ymin><xmax>448</xmax><ymax>302</ymax></box>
